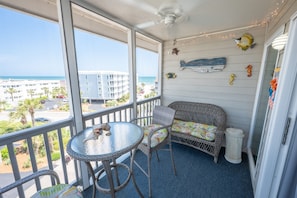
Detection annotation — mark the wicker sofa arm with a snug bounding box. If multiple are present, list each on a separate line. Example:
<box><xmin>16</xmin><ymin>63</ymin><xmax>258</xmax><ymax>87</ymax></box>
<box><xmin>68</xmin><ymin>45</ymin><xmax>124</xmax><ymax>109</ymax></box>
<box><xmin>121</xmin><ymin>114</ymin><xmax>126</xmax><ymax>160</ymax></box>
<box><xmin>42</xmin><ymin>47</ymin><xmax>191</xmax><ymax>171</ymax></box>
<box><xmin>215</xmin><ymin>129</ymin><xmax>225</xmax><ymax>143</ymax></box>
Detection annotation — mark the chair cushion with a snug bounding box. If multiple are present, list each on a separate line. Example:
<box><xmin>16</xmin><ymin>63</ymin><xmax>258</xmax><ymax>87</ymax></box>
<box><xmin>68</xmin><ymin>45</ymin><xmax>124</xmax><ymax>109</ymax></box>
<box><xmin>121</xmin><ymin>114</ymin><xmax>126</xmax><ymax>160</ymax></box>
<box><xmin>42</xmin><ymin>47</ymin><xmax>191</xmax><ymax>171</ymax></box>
<box><xmin>142</xmin><ymin>124</ymin><xmax>168</xmax><ymax>147</ymax></box>
<box><xmin>31</xmin><ymin>184</ymin><xmax>83</xmax><ymax>198</ymax></box>
<box><xmin>172</xmin><ymin>119</ymin><xmax>217</xmax><ymax>141</ymax></box>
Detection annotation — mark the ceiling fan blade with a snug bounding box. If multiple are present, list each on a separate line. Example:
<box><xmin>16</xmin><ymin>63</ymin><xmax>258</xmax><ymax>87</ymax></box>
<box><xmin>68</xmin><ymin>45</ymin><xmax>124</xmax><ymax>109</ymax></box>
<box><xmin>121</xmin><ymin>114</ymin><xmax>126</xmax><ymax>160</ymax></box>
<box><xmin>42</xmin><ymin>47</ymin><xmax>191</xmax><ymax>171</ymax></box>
<box><xmin>175</xmin><ymin>0</ymin><xmax>206</xmax><ymax>13</ymax></box>
<box><xmin>175</xmin><ymin>15</ymin><xmax>189</xmax><ymax>24</ymax></box>
<box><xmin>136</xmin><ymin>20</ymin><xmax>159</xmax><ymax>29</ymax></box>
<box><xmin>120</xmin><ymin>0</ymin><xmax>158</xmax><ymax>14</ymax></box>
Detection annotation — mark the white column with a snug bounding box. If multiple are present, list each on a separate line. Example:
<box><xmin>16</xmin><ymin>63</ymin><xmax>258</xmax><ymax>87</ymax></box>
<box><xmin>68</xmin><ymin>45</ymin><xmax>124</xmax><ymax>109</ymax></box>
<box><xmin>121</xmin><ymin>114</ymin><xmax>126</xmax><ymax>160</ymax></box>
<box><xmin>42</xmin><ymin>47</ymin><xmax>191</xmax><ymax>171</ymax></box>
<box><xmin>57</xmin><ymin>0</ymin><xmax>88</xmax><ymax>189</ymax></box>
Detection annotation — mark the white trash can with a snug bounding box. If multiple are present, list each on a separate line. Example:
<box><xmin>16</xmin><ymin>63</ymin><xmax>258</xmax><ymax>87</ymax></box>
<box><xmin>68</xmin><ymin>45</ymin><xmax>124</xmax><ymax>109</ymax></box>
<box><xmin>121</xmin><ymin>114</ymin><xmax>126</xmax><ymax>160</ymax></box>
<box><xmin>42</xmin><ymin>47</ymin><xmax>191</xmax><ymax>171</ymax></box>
<box><xmin>224</xmin><ymin>128</ymin><xmax>244</xmax><ymax>164</ymax></box>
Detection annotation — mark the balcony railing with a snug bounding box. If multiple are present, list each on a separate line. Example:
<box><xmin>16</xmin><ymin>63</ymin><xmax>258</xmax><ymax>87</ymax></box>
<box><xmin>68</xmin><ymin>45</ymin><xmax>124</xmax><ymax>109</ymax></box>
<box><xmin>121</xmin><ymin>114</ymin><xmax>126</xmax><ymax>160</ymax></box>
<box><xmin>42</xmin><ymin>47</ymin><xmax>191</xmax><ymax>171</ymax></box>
<box><xmin>0</xmin><ymin>96</ymin><xmax>161</xmax><ymax>198</ymax></box>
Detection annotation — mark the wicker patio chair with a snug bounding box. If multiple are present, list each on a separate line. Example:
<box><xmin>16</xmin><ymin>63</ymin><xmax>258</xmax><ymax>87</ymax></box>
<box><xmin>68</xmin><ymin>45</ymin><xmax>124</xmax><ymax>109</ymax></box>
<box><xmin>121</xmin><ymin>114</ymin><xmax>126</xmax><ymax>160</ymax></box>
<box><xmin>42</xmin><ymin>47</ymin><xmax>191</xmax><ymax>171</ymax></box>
<box><xmin>130</xmin><ymin>105</ymin><xmax>177</xmax><ymax>198</ymax></box>
<box><xmin>0</xmin><ymin>169</ymin><xmax>83</xmax><ymax>198</ymax></box>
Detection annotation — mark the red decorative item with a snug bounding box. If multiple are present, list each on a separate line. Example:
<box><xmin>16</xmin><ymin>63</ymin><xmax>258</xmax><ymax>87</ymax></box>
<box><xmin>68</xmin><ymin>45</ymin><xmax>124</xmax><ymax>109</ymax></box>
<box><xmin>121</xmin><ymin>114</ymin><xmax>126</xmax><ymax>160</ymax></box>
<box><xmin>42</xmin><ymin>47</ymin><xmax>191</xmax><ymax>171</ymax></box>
<box><xmin>269</xmin><ymin>78</ymin><xmax>278</xmax><ymax>109</ymax></box>
<box><xmin>245</xmin><ymin>64</ymin><xmax>253</xmax><ymax>77</ymax></box>
<box><xmin>270</xmin><ymin>78</ymin><xmax>278</xmax><ymax>91</ymax></box>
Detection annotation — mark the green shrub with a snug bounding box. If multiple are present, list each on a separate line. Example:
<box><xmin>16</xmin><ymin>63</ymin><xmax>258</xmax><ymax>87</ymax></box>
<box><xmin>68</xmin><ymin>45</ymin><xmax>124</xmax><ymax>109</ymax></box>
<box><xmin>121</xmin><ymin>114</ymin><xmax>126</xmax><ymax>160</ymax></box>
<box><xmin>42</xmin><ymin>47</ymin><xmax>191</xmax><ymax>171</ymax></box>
<box><xmin>53</xmin><ymin>141</ymin><xmax>60</xmax><ymax>151</ymax></box>
<box><xmin>106</xmin><ymin>100</ymin><xmax>118</xmax><ymax>107</ymax></box>
<box><xmin>20</xmin><ymin>142</ymin><xmax>28</xmax><ymax>153</ymax></box>
<box><xmin>22</xmin><ymin>159</ymin><xmax>31</xmax><ymax>169</ymax></box>
<box><xmin>0</xmin><ymin>121</ymin><xmax>31</xmax><ymax>135</ymax></box>
<box><xmin>51</xmin><ymin>152</ymin><xmax>60</xmax><ymax>161</ymax></box>
<box><xmin>59</xmin><ymin>104</ymin><xmax>69</xmax><ymax>111</ymax></box>
<box><xmin>1</xmin><ymin>147</ymin><xmax>9</xmax><ymax>160</ymax></box>
<box><xmin>61</xmin><ymin>129</ymin><xmax>71</xmax><ymax>150</ymax></box>
<box><xmin>39</xmin><ymin>148</ymin><xmax>46</xmax><ymax>157</ymax></box>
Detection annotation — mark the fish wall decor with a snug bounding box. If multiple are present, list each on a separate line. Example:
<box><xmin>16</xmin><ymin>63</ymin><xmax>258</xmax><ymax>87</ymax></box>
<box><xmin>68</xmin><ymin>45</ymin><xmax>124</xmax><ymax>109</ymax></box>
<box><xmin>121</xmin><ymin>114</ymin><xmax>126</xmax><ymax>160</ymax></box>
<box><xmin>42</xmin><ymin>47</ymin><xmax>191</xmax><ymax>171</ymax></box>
<box><xmin>180</xmin><ymin>57</ymin><xmax>226</xmax><ymax>73</ymax></box>
<box><xmin>166</xmin><ymin>72</ymin><xmax>177</xmax><ymax>79</ymax></box>
<box><xmin>235</xmin><ymin>33</ymin><xmax>256</xmax><ymax>51</ymax></box>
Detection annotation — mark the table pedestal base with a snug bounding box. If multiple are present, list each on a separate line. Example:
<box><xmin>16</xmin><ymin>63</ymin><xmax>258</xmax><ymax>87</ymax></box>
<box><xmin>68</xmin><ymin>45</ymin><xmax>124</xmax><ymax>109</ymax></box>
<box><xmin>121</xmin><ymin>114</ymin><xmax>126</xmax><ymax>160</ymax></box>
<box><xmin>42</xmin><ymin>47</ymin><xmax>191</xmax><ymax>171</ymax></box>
<box><xmin>86</xmin><ymin>149</ymin><xmax>143</xmax><ymax>198</ymax></box>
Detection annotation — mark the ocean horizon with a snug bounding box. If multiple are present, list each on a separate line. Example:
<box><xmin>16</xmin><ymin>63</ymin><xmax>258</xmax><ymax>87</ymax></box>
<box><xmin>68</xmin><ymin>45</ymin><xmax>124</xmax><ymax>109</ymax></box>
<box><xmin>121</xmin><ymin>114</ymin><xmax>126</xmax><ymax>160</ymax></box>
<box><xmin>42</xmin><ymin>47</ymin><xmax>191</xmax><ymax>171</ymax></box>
<box><xmin>0</xmin><ymin>75</ymin><xmax>156</xmax><ymax>85</ymax></box>
<box><xmin>0</xmin><ymin>76</ymin><xmax>65</xmax><ymax>80</ymax></box>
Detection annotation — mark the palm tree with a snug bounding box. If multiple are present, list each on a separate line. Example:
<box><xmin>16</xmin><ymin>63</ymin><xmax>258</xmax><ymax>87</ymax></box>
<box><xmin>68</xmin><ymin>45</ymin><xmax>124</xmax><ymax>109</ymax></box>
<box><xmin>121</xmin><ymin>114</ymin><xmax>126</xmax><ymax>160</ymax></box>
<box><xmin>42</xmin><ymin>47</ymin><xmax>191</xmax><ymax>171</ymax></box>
<box><xmin>10</xmin><ymin>99</ymin><xmax>43</xmax><ymax>127</ymax></box>
<box><xmin>9</xmin><ymin>105</ymin><xmax>28</xmax><ymax>125</ymax></box>
<box><xmin>27</xmin><ymin>89</ymin><xmax>35</xmax><ymax>99</ymax></box>
<box><xmin>41</xmin><ymin>87</ymin><xmax>49</xmax><ymax>98</ymax></box>
<box><xmin>22</xmin><ymin>98</ymin><xmax>43</xmax><ymax>126</ymax></box>
<box><xmin>5</xmin><ymin>87</ymin><xmax>17</xmax><ymax>102</ymax></box>
<box><xmin>0</xmin><ymin>100</ymin><xmax>7</xmax><ymax>111</ymax></box>
<box><xmin>10</xmin><ymin>98</ymin><xmax>44</xmax><ymax>155</ymax></box>
<box><xmin>60</xmin><ymin>87</ymin><xmax>67</xmax><ymax>97</ymax></box>
<box><xmin>51</xmin><ymin>87</ymin><xmax>60</xmax><ymax>98</ymax></box>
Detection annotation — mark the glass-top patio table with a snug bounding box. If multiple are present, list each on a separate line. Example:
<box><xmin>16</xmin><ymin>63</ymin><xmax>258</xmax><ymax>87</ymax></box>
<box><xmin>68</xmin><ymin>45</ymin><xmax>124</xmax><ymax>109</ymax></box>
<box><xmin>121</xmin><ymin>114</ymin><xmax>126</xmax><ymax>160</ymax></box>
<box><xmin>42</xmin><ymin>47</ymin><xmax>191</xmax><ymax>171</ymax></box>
<box><xmin>67</xmin><ymin>122</ymin><xmax>144</xmax><ymax>198</ymax></box>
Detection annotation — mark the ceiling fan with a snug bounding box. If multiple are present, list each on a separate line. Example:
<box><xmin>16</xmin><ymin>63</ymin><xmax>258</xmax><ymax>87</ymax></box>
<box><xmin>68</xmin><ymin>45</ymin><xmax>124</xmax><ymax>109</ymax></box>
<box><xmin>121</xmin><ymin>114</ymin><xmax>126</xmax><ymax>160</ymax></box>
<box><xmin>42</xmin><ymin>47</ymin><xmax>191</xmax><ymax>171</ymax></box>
<box><xmin>121</xmin><ymin>0</ymin><xmax>195</xmax><ymax>29</ymax></box>
<box><xmin>136</xmin><ymin>1</ymin><xmax>188</xmax><ymax>29</ymax></box>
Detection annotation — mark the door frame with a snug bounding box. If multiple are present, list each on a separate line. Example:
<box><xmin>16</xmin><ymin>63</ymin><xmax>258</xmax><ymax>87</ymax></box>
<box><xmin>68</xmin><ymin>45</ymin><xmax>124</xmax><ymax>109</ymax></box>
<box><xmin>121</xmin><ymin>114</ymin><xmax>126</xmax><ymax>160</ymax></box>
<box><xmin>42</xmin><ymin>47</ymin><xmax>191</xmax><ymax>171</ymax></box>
<box><xmin>255</xmin><ymin>11</ymin><xmax>297</xmax><ymax>197</ymax></box>
<box><xmin>247</xmin><ymin>26</ymin><xmax>284</xmax><ymax>192</ymax></box>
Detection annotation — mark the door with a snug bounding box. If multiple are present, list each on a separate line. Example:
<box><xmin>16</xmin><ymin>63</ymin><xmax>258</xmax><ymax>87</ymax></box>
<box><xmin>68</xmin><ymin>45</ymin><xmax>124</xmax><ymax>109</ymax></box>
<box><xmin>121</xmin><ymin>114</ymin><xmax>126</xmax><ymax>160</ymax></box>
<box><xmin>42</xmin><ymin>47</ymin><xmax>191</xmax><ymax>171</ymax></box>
<box><xmin>255</xmin><ymin>11</ymin><xmax>297</xmax><ymax>197</ymax></box>
<box><xmin>277</xmin><ymin>100</ymin><xmax>297</xmax><ymax>197</ymax></box>
<box><xmin>247</xmin><ymin>27</ymin><xmax>284</xmax><ymax>191</ymax></box>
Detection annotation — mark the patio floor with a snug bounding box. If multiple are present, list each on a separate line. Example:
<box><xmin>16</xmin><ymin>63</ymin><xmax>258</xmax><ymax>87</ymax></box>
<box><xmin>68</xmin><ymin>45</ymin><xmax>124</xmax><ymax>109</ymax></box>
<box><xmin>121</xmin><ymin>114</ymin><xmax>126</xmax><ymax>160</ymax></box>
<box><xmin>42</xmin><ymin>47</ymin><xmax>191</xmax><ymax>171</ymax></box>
<box><xmin>82</xmin><ymin>143</ymin><xmax>254</xmax><ymax>198</ymax></box>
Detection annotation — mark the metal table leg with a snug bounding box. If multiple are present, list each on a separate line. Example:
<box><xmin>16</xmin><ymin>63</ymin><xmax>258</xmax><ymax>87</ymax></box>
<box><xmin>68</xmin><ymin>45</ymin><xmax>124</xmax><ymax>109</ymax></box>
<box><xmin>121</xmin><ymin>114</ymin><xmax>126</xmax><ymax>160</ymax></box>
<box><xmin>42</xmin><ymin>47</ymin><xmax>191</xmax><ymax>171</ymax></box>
<box><xmin>130</xmin><ymin>149</ymin><xmax>144</xmax><ymax>198</ymax></box>
<box><xmin>85</xmin><ymin>150</ymin><xmax>143</xmax><ymax>198</ymax></box>
<box><xmin>85</xmin><ymin>162</ymin><xmax>96</xmax><ymax>198</ymax></box>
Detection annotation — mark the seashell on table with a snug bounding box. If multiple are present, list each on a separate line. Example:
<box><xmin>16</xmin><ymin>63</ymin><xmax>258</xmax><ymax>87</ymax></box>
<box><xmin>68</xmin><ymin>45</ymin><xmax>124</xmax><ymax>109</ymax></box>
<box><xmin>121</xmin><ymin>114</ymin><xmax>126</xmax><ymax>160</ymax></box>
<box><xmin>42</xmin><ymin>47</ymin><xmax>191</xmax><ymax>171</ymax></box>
<box><xmin>83</xmin><ymin>123</ymin><xmax>111</xmax><ymax>142</ymax></box>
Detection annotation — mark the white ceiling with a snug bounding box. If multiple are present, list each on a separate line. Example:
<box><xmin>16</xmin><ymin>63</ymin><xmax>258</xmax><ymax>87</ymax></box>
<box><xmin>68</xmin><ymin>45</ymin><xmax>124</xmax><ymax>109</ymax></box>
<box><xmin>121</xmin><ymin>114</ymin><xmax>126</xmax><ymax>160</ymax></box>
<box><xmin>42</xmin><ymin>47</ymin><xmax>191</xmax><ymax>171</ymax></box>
<box><xmin>85</xmin><ymin>0</ymin><xmax>288</xmax><ymax>41</ymax></box>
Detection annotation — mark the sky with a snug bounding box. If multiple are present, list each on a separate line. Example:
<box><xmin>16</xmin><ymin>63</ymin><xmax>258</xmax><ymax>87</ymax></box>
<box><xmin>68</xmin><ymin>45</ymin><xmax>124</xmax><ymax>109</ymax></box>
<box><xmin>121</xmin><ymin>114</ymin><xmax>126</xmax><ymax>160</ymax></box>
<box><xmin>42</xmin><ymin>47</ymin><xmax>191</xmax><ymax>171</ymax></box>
<box><xmin>0</xmin><ymin>7</ymin><xmax>158</xmax><ymax>77</ymax></box>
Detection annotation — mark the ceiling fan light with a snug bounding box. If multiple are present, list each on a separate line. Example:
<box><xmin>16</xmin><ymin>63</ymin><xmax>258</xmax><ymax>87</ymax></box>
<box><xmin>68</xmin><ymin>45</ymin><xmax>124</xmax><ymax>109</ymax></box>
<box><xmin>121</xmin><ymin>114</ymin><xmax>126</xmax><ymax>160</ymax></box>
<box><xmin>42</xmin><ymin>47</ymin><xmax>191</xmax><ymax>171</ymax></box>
<box><xmin>164</xmin><ymin>14</ymin><xmax>176</xmax><ymax>25</ymax></box>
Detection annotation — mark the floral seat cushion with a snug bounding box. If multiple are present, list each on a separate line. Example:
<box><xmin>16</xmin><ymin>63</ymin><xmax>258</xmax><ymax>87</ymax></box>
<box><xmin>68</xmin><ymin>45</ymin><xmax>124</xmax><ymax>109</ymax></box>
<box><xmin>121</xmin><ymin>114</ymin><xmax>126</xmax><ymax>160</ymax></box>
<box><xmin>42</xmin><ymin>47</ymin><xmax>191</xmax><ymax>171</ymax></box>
<box><xmin>142</xmin><ymin>124</ymin><xmax>168</xmax><ymax>147</ymax></box>
<box><xmin>31</xmin><ymin>184</ymin><xmax>83</xmax><ymax>198</ymax></box>
<box><xmin>172</xmin><ymin>119</ymin><xmax>217</xmax><ymax>141</ymax></box>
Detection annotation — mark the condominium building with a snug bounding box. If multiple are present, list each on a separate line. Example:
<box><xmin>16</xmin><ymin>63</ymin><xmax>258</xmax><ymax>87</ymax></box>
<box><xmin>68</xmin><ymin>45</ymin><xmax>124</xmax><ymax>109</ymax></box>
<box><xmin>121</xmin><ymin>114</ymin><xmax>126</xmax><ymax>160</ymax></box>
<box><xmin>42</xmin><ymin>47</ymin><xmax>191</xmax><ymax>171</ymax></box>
<box><xmin>0</xmin><ymin>79</ymin><xmax>62</xmax><ymax>102</ymax></box>
<box><xmin>0</xmin><ymin>71</ymin><xmax>130</xmax><ymax>103</ymax></box>
<box><xmin>79</xmin><ymin>71</ymin><xmax>129</xmax><ymax>101</ymax></box>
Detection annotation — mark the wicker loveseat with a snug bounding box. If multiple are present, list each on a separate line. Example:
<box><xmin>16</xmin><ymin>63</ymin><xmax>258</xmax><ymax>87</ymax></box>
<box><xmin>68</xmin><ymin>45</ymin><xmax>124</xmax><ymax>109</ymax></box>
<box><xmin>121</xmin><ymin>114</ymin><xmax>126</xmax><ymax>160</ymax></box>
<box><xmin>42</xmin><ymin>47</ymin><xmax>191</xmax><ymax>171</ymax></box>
<box><xmin>168</xmin><ymin>101</ymin><xmax>227</xmax><ymax>163</ymax></box>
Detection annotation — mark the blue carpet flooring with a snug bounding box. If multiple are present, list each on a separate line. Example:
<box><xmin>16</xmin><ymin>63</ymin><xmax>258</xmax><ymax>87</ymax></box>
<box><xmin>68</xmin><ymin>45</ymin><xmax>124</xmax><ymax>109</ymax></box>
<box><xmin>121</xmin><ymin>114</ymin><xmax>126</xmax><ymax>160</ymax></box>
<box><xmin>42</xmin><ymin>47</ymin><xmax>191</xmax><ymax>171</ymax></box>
<box><xmin>82</xmin><ymin>143</ymin><xmax>254</xmax><ymax>198</ymax></box>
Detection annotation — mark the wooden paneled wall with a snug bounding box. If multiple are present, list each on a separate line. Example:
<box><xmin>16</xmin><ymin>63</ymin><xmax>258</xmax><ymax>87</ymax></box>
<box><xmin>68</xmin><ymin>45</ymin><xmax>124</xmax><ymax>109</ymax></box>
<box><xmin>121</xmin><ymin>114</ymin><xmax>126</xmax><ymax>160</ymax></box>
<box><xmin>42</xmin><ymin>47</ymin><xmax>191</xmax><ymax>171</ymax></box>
<box><xmin>162</xmin><ymin>27</ymin><xmax>266</xmax><ymax>149</ymax></box>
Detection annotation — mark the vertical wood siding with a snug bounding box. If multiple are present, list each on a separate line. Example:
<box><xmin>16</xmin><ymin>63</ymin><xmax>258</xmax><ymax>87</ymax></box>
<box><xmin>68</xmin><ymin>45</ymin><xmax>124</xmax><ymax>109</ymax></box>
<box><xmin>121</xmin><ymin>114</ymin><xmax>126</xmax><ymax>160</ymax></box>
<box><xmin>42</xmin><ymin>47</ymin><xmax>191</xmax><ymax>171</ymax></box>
<box><xmin>162</xmin><ymin>28</ymin><xmax>266</xmax><ymax>149</ymax></box>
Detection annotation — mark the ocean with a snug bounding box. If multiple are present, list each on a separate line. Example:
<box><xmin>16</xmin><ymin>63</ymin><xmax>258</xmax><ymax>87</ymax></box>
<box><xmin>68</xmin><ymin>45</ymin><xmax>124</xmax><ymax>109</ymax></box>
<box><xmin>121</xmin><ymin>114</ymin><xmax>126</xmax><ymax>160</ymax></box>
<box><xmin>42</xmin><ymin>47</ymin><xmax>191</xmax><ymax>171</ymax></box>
<box><xmin>0</xmin><ymin>76</ymin><xmax>65</xmax><ymax>80</ymax></box>
<box><xmin>0</xmin><ymin>76</ymin><xmax>156</xmax><ymax>84</ymax></box>
<box><xmin>138</xmin><ymin>76</ymin><xmax>156</xmax><ymax>85</ymax></box>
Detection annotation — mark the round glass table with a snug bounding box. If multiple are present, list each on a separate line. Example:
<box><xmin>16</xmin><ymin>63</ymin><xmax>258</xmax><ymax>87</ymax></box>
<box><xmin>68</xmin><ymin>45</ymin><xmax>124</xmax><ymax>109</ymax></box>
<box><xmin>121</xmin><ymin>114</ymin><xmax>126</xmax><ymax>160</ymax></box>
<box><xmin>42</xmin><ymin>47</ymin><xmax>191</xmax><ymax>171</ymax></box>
<box><xmin>67</xmin><ymin>122</ymin><xmax>144</xmax><ymax>198</ymax></box>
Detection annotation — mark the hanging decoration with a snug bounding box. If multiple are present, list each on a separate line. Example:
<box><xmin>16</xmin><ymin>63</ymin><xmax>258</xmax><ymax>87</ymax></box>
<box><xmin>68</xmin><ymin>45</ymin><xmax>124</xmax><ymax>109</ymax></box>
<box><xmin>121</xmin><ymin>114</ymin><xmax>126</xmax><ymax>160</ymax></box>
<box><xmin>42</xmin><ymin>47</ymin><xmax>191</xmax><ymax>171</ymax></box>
<box><xmin>180</xmin><ymin>57</ymin><xmax>226</xmax><ymax>73</ymax></box>
<box><xmin>172</xmin><ymin>48</ymin><xmax>180</xmax><ymax>55</ymax></box>
<box><xmin>229</xmin><ymin>73</ymin><xmax>236</xmax><ymax>85</ymax></box>
<box><xmin>166</xmin><ymin>72</ymin><xmax>177</xmax><ymax>79</ymax></box>
<box><xmin>274</xmin><ymin>67</ymin><xmax>281</xmax><ymax>73</ymax></box>
<box><xmin>235</xmin><ymin>33</ymin><xmax>256</xmax><ymax>51</ymax></box>
<box><xmin>268</xmin><ymin>67</ymin><xmax>281</xmax><ymax>109</ymax></box>
<box><xmin>245</xmin><ymin>64</ymin><xmax>253</xmax><ymax>77</ymax></box>
<box><xmin>268</xmin><ymin>78</ymin><xmax>278</xmax><ymax>109</ymax></box>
